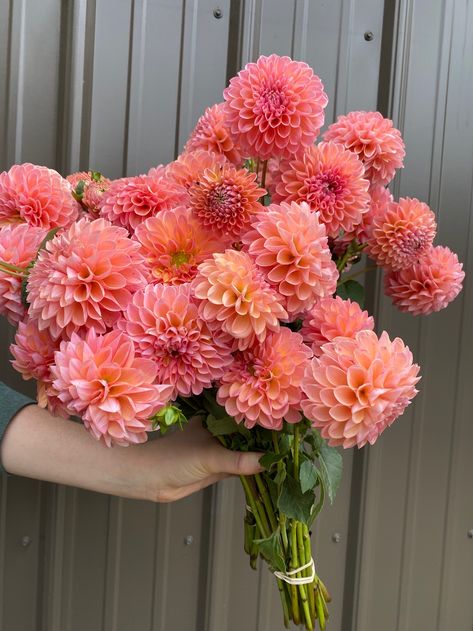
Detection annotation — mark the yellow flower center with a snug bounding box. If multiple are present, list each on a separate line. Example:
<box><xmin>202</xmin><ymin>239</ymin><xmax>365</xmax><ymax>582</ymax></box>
<box><xmin>171</xmin><ymin>251</ymin><xmax>191</xmax><ymax>267</ymax></box>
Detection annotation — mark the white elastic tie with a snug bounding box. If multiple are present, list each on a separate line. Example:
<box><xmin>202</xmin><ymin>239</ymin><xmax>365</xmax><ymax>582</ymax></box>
<box><xmin>274</xmin><ymin>558</ymin><xmax>315</xmax><ymax>585</ymax></box>
<box><xmin>246</xmin><ymin>504</ymin><xmax>253</xmax><ymax>513</ymax></box>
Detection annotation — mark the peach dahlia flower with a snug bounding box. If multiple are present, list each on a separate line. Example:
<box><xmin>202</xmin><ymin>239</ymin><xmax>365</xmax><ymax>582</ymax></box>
<box><xmin>223</xmin><ymin>54</ymin><xmax>328</xmax><ymax>160</ymax></box>
<box><xmin>302</xmin><ymin>330</ymin><xmax>420</xmax><ymax>448</ymax></box>
<box><xmin>184</xmin><ymin>103</ymin><xmax>242</xmax><ymax>165</ymax></box>
<box><xmin>52</xmin><ymin>329</ymin><xmax>173</xmax><ymax>447</ymax></box>
<box><xmin>217</xmin><ymin>327</ymin><xmax>312</xmax><ymax>430</ymax></box>
<box><xmin>323</xmin><ymin>111</ymin><xmax>405</xmax><ymax>186</ymax></box>
<box><xmin>193</xmin><ymin>249</ymin><xmax>287</xmax><ymax>350</ymax></box>
<box><xmin>0</xmin><ymin>162</ymin><xmax>80</xmax><ymax>228</ymax></box>
<box><xmin>27</xmin><ymin>218</ymin><xmax>148</xmax><ymax>339</ymax></box>
<box><xmin>243</xmin><ymin>201</ymin><xmax>338</xmax><ymax>317</ymax></box>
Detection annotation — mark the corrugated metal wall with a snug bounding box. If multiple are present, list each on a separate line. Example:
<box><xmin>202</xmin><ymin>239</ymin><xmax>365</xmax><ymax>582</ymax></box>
<box><xmin>0</xmin><ymin>1</ymin><xmax>471</xmax><ymax>630</ymax></box>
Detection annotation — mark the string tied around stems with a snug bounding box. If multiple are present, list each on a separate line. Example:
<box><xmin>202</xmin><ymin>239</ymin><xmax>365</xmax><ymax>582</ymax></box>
<box><xmin>274</xmin><ymin>558</ymin><xmax>315</xmax><ymax>586</ymax></box>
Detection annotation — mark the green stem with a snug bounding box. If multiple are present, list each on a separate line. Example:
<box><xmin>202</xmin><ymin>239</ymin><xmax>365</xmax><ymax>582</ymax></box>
<box><xmin>294</xmin><ymin>425</ymin><xmax>300</xmax><ymax>480</ymax></box>
<box><xmin>255</xmin><ymin>473</ymin><xmax>278</xmax><ymax>532</ymax></box>
<box><xmin>337</xmin><ymin>265</ymin><xmax>377</xmax><ymax>287</ymax></box>
<box><xmin>280</xmin><ymin>513</ymin><xmax>289</xmax><ymax>553</ymax></box>
<box><xmin>239</xmin><ymin>475</ymin><xmax>270</xmax><ymax>539</ymax></box>
<box><xmin>0</xmin><ymin>260</ymin><xmax>28</xmax><ymax>273</ymax></box>
<box><xmin>272</xmin><ymin>430</ymin><xmax>280</xmax><ymax>453</ymax></box>
<box><xmin>303</xmin><ymin>525</ymin><xmax>316</xmax><ymax>622</ymax></box>
<box><xmin>290</xmin><ymin>521</ymin><xmax>301</xmax><ymax>625</ymax></box>
<box><xmin>297</xmin><ymin>522</ymin><xmax>314</xmax><ymax>630</ymax></box>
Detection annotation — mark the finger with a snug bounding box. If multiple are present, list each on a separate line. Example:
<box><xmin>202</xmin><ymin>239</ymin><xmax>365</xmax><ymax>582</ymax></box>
<box><xmin>209</xmin><ymin>447</ymin><xmax>264</xmax><ymax>476</ymax></box>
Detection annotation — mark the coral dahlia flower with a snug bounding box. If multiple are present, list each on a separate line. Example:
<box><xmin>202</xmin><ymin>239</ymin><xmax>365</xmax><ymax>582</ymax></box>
<box><xmin>184</xmin><ymin>103</ymin><xmax>242</xmax><ymax>165</ymax></box>
<box><xmin>99</xmin><ymin>167</ymin><xmax>185</xmax><ymax>234</ymax></box>
<box><xmin>301</xmin><ymin>296</ymin><xmax>374</xmax><ymax>356</ymax></box>
<box><xmin>120</xmin><ymin>283</ymin><xmax>233</xmax><ymax>399</ymax></box>
<box><xmin>323</xmin><ymin>111</ymin><xmax>405</xmax><ymax>186</ymax></box>
<box><xmin>0</xmin><ymin>223</ymin><xmax>47</xmax><ymax>325</ymax></box>
<box><xmin>165</xmin><ymin>150</ymin><xmax>227</xmax><ymax>194</ymax></box>
<box><xmin>302</xmin><ymin>330</ymin><xmax>420</xmax><ymax>448</ymax></box>
<box><xmin>67</xmin><ymin>170</ymin><xmax>111</xmax><ymax>218</ymax></box>
<box><xmin>223</xmin><ymin>54</ymin><xmax>328</xmax><ymax>160</ymax></box>
<box><xmin>27</xmin><ymin>218</ymin><xmax>148</xmax><ymax>339</ymax></box>
<box><xmin>0</xmin><ymin>163</ymin><xmax>80</xmax><ymax>228</ymax></box>
<box><xmin>188</xmin><ymin>163</ymin><xmax>266</xmax><ymax>241</ymax></box>
<box><xmin>273</xmin><ymin>142</ymin><xmax>370</xmax><ymax>238</ymax></box>
<box><xmin>367</xmin><ymin>197</ymin><xmax>437</xmax><ymax>270</ymax></box>
<box><xmin>217</xmin><ymin>327</ymin><xmax>312</xmax><ymax>430</ymax></box>
<box><xmin>51</xmin><ymin>329</ymin><xmax>174</xmax><ymax>446</ymax></box>
<box><xmin>243</xmin><ymin>201</ymin><xmax>338</xmax><ymax>317</ymax></box>
<box><xmin>337</xmin><ymin>184</ymin><xmax>393</xmax><ymax>247</ymax></box>
<box><xmin>193</xmin><ymin>249</ymin><xmax>287</xmax><ymax>350</ymax></box>
<box><xmin>134</xmin><ymin>207</ymin><xmax>225</xmax><ymax>285</ymax></box>
<box><xmin>384</xmin><ymin>245</ymin><xmax>464</xmax><ymax>315</ymax></box>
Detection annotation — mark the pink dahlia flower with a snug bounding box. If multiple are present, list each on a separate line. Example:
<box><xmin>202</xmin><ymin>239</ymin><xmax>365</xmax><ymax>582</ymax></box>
<box><xmin>51</xmin><ymin>329</ymin><xmax>173</xmax><ymax>446</ymax></box>
<box><xmin>27</xmin><ymin>218</ymin><xmax>148</xmax><ymax>339</ymax></box>
<box><xmin>67</xmin><ymin>171</ymin><xmax>111</xmax><ymax>218</ymax></box>
<box><xmin>193</xmin><ymin>249</ymin><xmax>287</xmax><ymax>350</ymax></box>
<box><xmin>120</xmin><ymin>283</ymin><xmax>232</xmax><ymax>399</ymax></box>
<box><xmin>217</xmin><ymin>327</ymin><xmax>312</xmax><ymax>430</ymax></box>
<box><xmin>184</xmin><ymin>103</ymin><xmax>242</xmax><ymax>166</ymax></box>
<box><xmin>301</xmin><ymin>296</ymin><xmax>374</xmax><ymax>356</ymax></box>
<box><xmin>336</xmin><ymin>184</ymin><xmax>394</xmax><ymax>247</ymax></box>
<box><xmin>10</xmin><ymin>318</ymin><xmax>61</xmax><ymax>408</ymax></box>
<box><xmin>384</xmin><ymin>245</ymin><xmax>464</xmax><ymax>315</ymax></box>
<box><xmin>273</xmin><ymin>142</ymin><xmax>370</xmax><ymax>238</ymax></box>
<box><xmin>188</xmin><ymin>163</ymin><xmax>266</xmax><ymax>241</ymax></box>
<box><xmin>367</xmin><ymin>197</ymin><xmax>437</xmax><ymax>270</ymax></box>
<box><xmin>165</xmin><ymin>150</ymin><xmax>227</xmax><ymax>194</ymax></box>
<box><xmin>323</xmin><ymin>111</ymin><xmax>405</xmax><ymax>186</ymax></box>
<box><xmin>99</xmin><ymin>167</ymin><xmax>186</xmax><ymax>234</ymax></box>
<box><xmin>302</xmin><ymin>329</ymin><xmax>420</xmax><ymax>448</ymax></box>
<box><xmin>134</xmin><ymin>206</ymin><xmax>225</xmax><ymax>285</ymax></box>
<box><xmin>243</xmin><ymin>201</ymin><xmax>338</xmax><ymax>317</ymax></box>
<box><xmin>0</xmin><ymin>163</ymin><xmax>80</xmax><ymax>228</ymax></box>
<box><xmin>0</xmin><ymin>223</ymin><xmax>47</xmax><ymax>325</ymax></box>
<box><xmin>223</xmin><ymin>54</ymin><xmax>328</xmax><ymax>160</ymax></box>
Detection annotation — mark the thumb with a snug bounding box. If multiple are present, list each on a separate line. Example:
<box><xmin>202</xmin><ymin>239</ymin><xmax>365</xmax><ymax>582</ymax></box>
<box><xmin>217</xmin><ymin>448</ymin><xmax>264</xmax><ymax>476</ymax></box>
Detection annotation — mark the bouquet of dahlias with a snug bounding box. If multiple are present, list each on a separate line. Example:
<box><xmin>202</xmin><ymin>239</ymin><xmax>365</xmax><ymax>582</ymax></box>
<box><xmin>0</xmin><ymin>55</ymin><xmax>464</xmax><ymax>630</ymax></box>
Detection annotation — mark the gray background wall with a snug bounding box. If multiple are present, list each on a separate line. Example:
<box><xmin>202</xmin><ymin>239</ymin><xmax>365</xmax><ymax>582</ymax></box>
<box><xmin>0</xmin><ymin>1</ymin><xmax>471</xmax><ymax>630</ymax></box>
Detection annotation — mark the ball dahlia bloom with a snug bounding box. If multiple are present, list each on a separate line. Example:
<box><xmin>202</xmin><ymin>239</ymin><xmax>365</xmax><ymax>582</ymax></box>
<box><xmin>302</xmin><ymin>330</ymin><xmax>420</xmax><ymax>448</ymax></box>
<box><xmin>10</xmin><ymin>318</ymin><xmax>60</xmax><ymax>407</ymax></box>
<box><xmin>164</xmin><ymin>150</ymin><xmax>227</xmax><ymax>194</ymax></box>
<box><xmin>193</xmin><ymin>249</ymin><xmax>287</xmax><ymax>350</ymax></box>
<box><xmin>184</xmin><ymin>103</ymin><xmax>242</xmax><ymax>165</ymax></box>
<box><xmin>243</xmin><ymin>201</ymin><xmax>338</xmax><ymax>317</ymax></box>
<box><xmin>99</xmin><ymin>167</ymin><xmax>186</xmax><ymax>234</ymax></box>
<box><xmin>0</xmin><ymin>163</ymin><xmax>80</xmax><ymax>228</ymax></box>
<box><xmin>217</xmin><ymin>327</ymin><xmax>312</xmax><ymax>430</ymax></box>
<box><xmin>0</xmin><ymin>223</ymin><xmax>47</xmax><ymax>325</ymax></box>
<box><xmin>273</xmin><ymin>142</ymin><xmax>370</xmax><ymax>238</ymax></box>
<box><xmin>188</xmin><ymin>163</ymin><xmax>266</xmax><ymax>241</ymax></box>
<box><xmin>301</xmin><ymin>296</ymin><xmax>375</xmax><ymax>356</ymax></box>
<box><xmin>223</xmin><ymin>54</ymin><xmax>328</xmax><ymax>160</ymax></box>
<box><xmin>384</xmin><ymin>245</ymin><xmax>464</xmax><ymax>316</ymax></box>
<box><xmin>367</xmin><ymin>197</ymin><xmax>437</xmax><ymax>270</ymax></box>
<box><xmin>134</xmin><ymin>206</ymin><xmax>225</xmax><ymax>285</ymax></box>
<box><xmin>336</xmin><ymin>184</ymin><xmax>393</xmax><ymax>247</ymax></box>
<box><xmin>323</xmin><ymin>111</ymin><xmax>405</xmax><ymax>186</ymax></box>
<box><xmin>27</xmin><ymin>218</ymin><xmax>148</xmax><ymax>339</ymax></box>
<box><xmin>67</xmin><ymin>171</ymin><xmax>111</xmax><ymax>218</ymax></box>
<box><xmin>51</xmin><ymin>329</ymin><xmax>173</xmax><ymax>446</ymax></box>
<box><xmin>120</xmin><ymin>283</ymin><xmax>233</xmax><ymax>399</ymax></box>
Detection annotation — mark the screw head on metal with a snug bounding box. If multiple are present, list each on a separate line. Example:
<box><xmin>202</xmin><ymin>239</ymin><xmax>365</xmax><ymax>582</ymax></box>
<box><xmin>213</xmin><ymin>7</ymin><xmax>223</xmax><ymax>19</ymax></box>
<box><xmin>331</xmin><ymin>532</ymin><xmax>341</xmax><ymax>544</ymax></box>
<box><xmin>468</xmin><ymin>529</ymin><xmax>473</xmax><ymax>539</ymax></box>
<box><xmin>364</xmin><ymin>31</ymin><xmax>374</xmax><ymax>41</ymax></box>
<box><xmin>184</xmin><ymin>535</ymin><xmax>194</xmax><ymax>546</ymax></box>
<box><xmin>21</xmin><ymin>535</ymin><xmax>32</xmax><ymax>547</ymax></box>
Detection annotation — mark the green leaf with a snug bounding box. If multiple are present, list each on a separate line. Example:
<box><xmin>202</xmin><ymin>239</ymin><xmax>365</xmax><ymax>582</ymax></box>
<box><xmin>318</xmin><ymin>441</ymin><xmax>343</xmax><ymax>504</ymax></box>
<box><xmin>253</xmin><ymin>529</ymin><xmax>286</xmax><ymax>574</ymax></box>
<box><xmin>278</xmin><ymin>474</ymin><xmax>315</xmax><ymax>525</ymax></box>
<box><xmin>336</xmin><ymin>279</ymin><xmax>365</xmax><ymax>307</ymax></box>
<box><xmin>91</xmin><ymin>170</ymin><xmax>102</xmax><ymax>182</ymax></box>
<box><xmin>259</xmin><ymin>451</ymin><xmax>286</xmax><ymax>471</ymax></box>
<box><xmin>274</xmin><ymin>460</ymin><xmax>287</xmax><ymax>488</ymax></box>
<box><xmin>72</xmin><ymin>179</ymin><xmax>86</xmax><ymax>201</ymax></box>
<box><xmin>205</xmin><ymin>414</ymin><xmax>240</xmax><ymax>436</ymax></box>
<box><xmin>300</xmin><ymin>459</ymin><xmax>319</xmax><ymax>494</ymax></box>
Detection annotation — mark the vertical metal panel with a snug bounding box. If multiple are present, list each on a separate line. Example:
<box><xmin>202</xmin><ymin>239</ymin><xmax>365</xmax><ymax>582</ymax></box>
<box><xmin>352</xmin><ymin>1</ymin><xmax>473</xmax><ymax>630</ymax></box>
